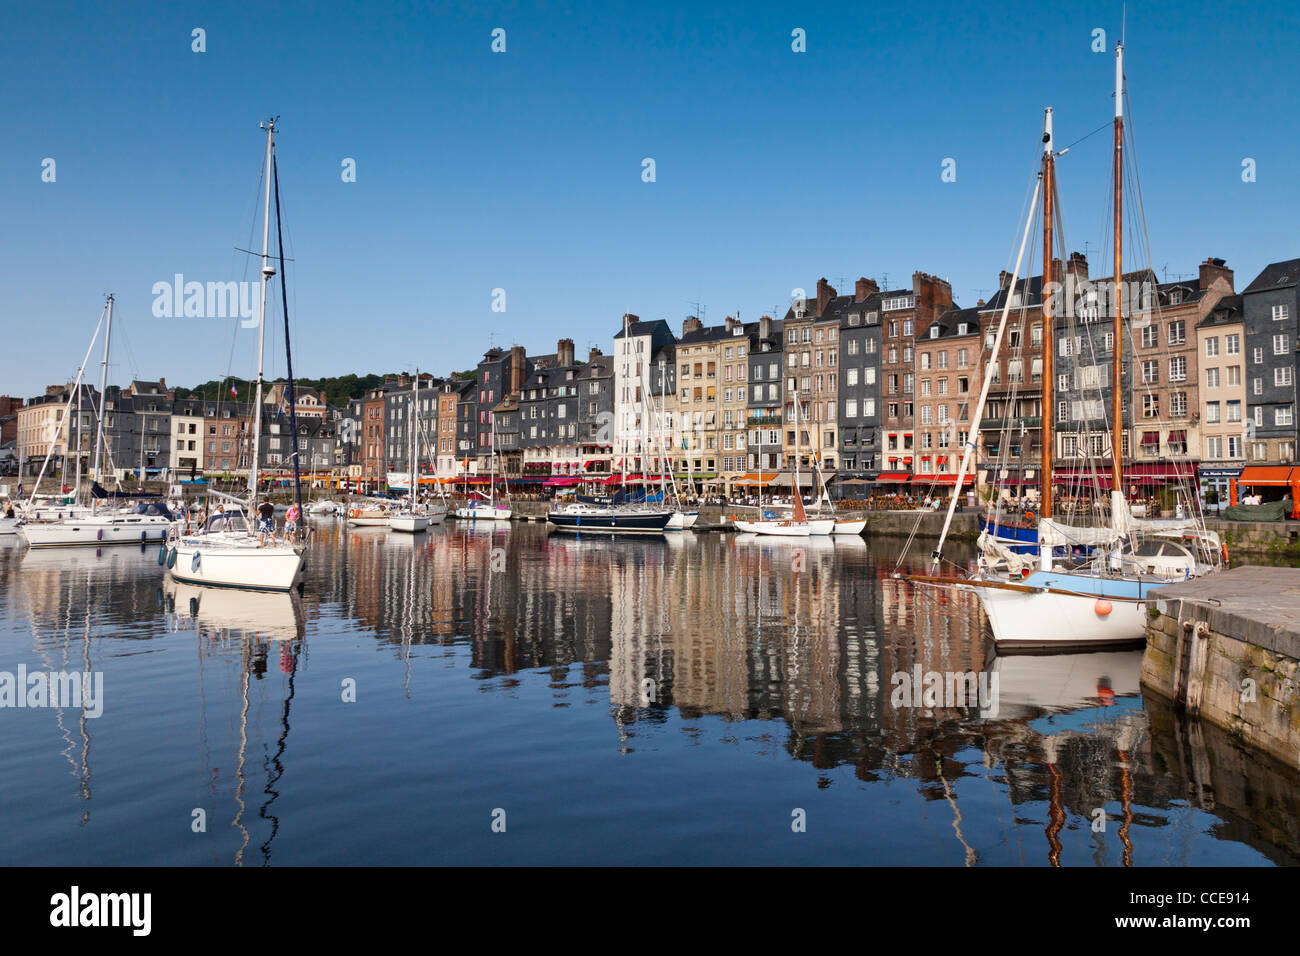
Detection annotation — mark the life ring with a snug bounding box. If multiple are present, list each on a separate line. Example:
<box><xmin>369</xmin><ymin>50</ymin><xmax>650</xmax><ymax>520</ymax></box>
<box><xmin>1023</xmin><ymin>510</ymin><xmax>1035</xmax><ymax>523</ymax></box>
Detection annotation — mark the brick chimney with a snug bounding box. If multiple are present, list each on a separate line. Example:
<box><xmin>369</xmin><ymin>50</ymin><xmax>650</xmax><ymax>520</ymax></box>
<box><xmin>557</xmin><ymin>338</ymin><xmax>575</xmax><ymax>367</ymax></box>
<box><xmin>509</xmin><ymin>345</ymin><xmax>527</xmax><ymax>393</ymax></box>
<box><xmin>683</xmin><ymin>316</ymin><xmax>703</xmax><ymax>336</ymax></box>
<box><xmin>855</xmin><ymin>277</ymin><xmax>879</xmax><ymax>302</ymax></box>
<box><xmin>759</xmin><ymin>314</ymin><xmax>772</xmax><ymax>341</ymax></box>
<box><xmin>1199</xmin><ymin>257</ymin><xmax>1234</xmax><ymax>293</ymax></box>
<box><xmin>998</xmin><ymin>270</ymin><xmax>1013</xmax><ymax>290</ymax></box>
<box><xmin>816</xmin><ymin>278</ymin><xmax>836</xmax><ymax>316</ymax></box>
<box><xmin>912</xmin><ymin>271</ymin><xmax>954</xmax><ymax>321</ymax></box>
<box><xmin>588</xmin><ymin>347</ymin><xmax>603</xmax><ymax>364</ymax></box>
<box><xmin>725</xmin><ymin>315</ymin><xmax>740</xmax><ymax>333</ymax></box>
<box><xmin>1066</xmin><ymin>252</ymin><xmax>1089</xmax><ymax>280</ymax></box>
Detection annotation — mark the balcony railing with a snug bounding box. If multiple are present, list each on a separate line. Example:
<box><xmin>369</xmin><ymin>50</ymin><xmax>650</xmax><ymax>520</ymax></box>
<box><xmin>978</xmin><ymin>416</ymin><xmax>1041</xmax><ymax>430</ymax></box>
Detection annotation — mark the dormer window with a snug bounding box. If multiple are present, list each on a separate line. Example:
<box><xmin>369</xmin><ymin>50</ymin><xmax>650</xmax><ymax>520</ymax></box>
<box><xmin>930</xmin><ymin>326</ymin><xmax>940</xmax><ymax>339</ymax></box>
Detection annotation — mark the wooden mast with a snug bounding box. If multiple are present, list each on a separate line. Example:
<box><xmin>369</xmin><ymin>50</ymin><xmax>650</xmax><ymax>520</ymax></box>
<box><xmin>1040</xmin><ymin>109</ymin><xmax>1055</xmax><ymax>520</ymax></box>
<box><xmin>1111</xmin><ymin>42</ymin><xmax>1125</xmax><ymax>491</ymax></box>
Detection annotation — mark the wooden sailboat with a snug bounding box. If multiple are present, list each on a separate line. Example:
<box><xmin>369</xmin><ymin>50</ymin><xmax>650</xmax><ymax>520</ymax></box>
<box><xmin>909</xmin><ymin>45</ymin><xmax>1223</xmax><ymax>648</ymax></box>
<box><xmin>734</xmin><ymin>395</ymin><xmax>826</xmax><ymax>536</ymax></box>
<box><xmin>455</xmin><ymin>409</ymin><xmax>512</xmax><ymax>520</ymax></box>
<box><xmin>167</xmin><ymin>119</ymin><xmax>306</xmax><ymax>591</ymax></box>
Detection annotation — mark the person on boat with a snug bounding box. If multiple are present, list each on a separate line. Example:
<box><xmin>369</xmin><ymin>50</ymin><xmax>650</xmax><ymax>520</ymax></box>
<box><xmin>258</xmin><ymin>500</ymin><xmax>275</xmax><ymax>534</ymax></box>
<box><xmin>4</xmin><ymin>503</ymin><xmax>13</xmax><ymax>519</ymax></box>
<box><xmin>284</xmin><ymin>503</ymin><xmax>300</xmax><ymax>540</ymax></box>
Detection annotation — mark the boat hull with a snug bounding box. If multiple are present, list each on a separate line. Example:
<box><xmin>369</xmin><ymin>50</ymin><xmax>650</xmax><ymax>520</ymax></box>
<box><xmin>832</xmin><ymin>519</ymin><xmax>867</xmax><ymax>535</ymax></box>
<box><xmin>389</xmin><ymin>514</ymin><xmax>430</xmax><ymax>533</ymax></box>
<box><xmin>973</xmin><ymin>570</ymin><xmax>1152</xmax><ymax>648</ymax></box>
<box><xmin>733</xmin><ymin>519</ymin><xmax>811</xmax><ymax>537</ymax></box>
<box><xmin>665</xmin><ymin>511</ymin><xmax>699</xmax><ymax>530</ymax></box>
<box><xmin>547</xmin><ymin>510</ymin><xmax>671</xmax><ymax>533</ymax></box>
<box><xmin>0</xmin><ymin>517</ymin><xmax>19</xmax><ymax>535</ymax></box>
<box><xmin>455</xmin><ymin>506</ymin><xmax>512</xmax><ymax>521</ymax></box>
<box><xmin>168</xmin><ymin>539</ymin><xmax>305</xmax><ymax>591</ymax></box>
<box><xmin>21</xmin><ymin>516</ymin><xmax>170</xmax><ymax>548</ymax></box>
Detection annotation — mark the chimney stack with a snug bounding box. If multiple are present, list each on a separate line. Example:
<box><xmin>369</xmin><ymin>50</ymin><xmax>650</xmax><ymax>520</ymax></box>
<box><xmin>588</xmin><ymin>347</ymin><xmax>603</xmax><ymax>364</ymax></box>
<box><xmin>998</xmin><ymin>270</ymin><xmax>1013</xmax><ymax>290</ymax></box>
<box><xmin>855</xmin><ymin>277</ymin><xmax>879</xmax><ymax>302</ymax></box>
<box><xmin>1199</xmin><ymin>257</ymin><xmax>1234</xmax><ymax>293</ymax></box>
<box><xmin>759</xmin><ymin>314</ymin><xmax>773</xmax><ymax>341</ymax></box>
<box><xmin>725</xmin><ymin>315</ymin><xmax>740</xmax><ymax>333</ymax></box>
<box><xmin>816</xmin><ymin>278</ymin><xmax>836</xmax><ymax>316</ymax></box>
<box><xmin>683</xmin><ymin>316</ymin><xmax>703</xmax><ymax>336</ymax></box>
<box><xmin>557</xmin><ymin>338</ymin><xmax>575</xmax><ymax>367</ymax></box>
<box><xmin>1066</xmin><ymin>251</ymin><xmax>1089</xmax><ymax>280</ymax></box>
<box><xmin>509</xmin><ymin>345</ymin><xmax>527</xmax><ymax>393</ymax></box>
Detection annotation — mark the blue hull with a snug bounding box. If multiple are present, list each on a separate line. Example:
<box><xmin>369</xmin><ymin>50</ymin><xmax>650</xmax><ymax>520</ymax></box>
<box><xmin>547</xmin><ymin>510</ymin><xmax>672</xmax><ymax>533</ymax></box>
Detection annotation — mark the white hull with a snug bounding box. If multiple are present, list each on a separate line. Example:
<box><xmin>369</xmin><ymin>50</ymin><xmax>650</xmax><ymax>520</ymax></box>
<box><xmin>21</xmin><ymin>515</ymin><xmax>170</xmax><ymax>548</ymax></box>
<box><xmin>455</xmin><ymin>506</ymin><xmax>512</xmax><ymax>521</ymax></box>
<box><xmin>733</xmin><ymin>519</ymin><xmax>811</xmax><ymax>537</ymax></box>
<box><xmin>0</xmin><ymin>517</ymin><xmax>19</xmax><ymax>535</ymax></box>
<box><xmin>665</xmin><ymin>511</ymin><xmax>699</xmax><ymax>530</ymax></box>
<box><xmin>974</xmin><ymin>582</ymin><xmax>1147</xmax><ymax>648</ymax></box>
<box><xmin>831</xmin><ymin>519</ymin><xmax>867</xmax><ymax>535</ymax></box>
<box><xmin>168</xmin><ymin>536</ymin><xmax>305</xmax><ymax>591</ymax></box>
<box><xmin>163</xmin><ymin>579</ymin><xmax>305</xmax><ymax>640</ymax></box>
<box><xmin>347</xmin><ymin>515</ymin><xmax>390</xmax><ymax>527</ymax></box>
<box><xmin>389</xmin><ymin>514</ymin><xmax>430</xmax><ymax>533</ymax></box>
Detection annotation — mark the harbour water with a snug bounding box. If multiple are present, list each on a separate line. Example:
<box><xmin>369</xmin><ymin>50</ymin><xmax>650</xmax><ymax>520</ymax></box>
<box><xmin>0</xmin><ymin>521</ymin><xmax>1294</xmax><ymax>866</ymax></box>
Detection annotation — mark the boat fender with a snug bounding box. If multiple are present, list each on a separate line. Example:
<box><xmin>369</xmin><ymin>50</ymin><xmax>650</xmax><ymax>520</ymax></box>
<box><xmin>166</xmin><ymin>547</ymin><xmax>177</xmax><ymax>569</ymax></box>
<box><xmin>191</xmin><ymin>551</ymin><xmax>201</xmax><ymax>573</ymax></box>
<box><xmin>1095</xmin><ymin>599</ymin><xmax>1113</xmax><ymax>616</ymax></box>
<box><xmin>1220</xmin><ymin>542</ymin><xmax>1229</xmax><ymax>565</ymax></box>
<box><xmin>141</xmin><ymin>531</ymin><xmax>147</xmax><ymax>542</ymax></box>
<box><xmin>97</xmin><ymin>528</ymin><xmax>104</xmax><ymax>541</ymax></box>
<box><xmin>157</xmin><ymin>545</ymin><xmax>168</xmax><ymax>566</ymax></box>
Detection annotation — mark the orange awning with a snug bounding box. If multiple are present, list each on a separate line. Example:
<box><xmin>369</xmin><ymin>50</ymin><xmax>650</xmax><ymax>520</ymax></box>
<box><xmin>1237</xmin><ymin>466</ymin><xmax>1298</xmax><ymax>486</ymax></box>
<box><xmin>733</xmin><ymin>473</ymin><xmax>776</xmax><ymax>487</ymax></box>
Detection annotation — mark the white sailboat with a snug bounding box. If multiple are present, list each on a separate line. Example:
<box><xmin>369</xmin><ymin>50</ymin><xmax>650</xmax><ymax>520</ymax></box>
<box><xmin>167</xmin><ymin>118</ymin><xmax>306</xmax><ymax>592</ymax></box>
<box><xmin>736</xmin><ymin>393</ymin><xmax>832</xmax><ymax>535</ymax></box>
<box><xmin>455</xmin><ymin>410</ymin><xmax>512</xmax><ymax>520</ymax></box>
<box><xmin>909</xmin><ymin>47</ymin><xmax>1222</xmax><ymax>648</ymax></box>
<box><xmin>390</xmin><ymin>373</ymin><xmax>446</xmax><ymax>532</ymax></box>
<box><xmin>21</xmin><ymin>296</ymin><xmax>174</xmax><ymax>548</ymax></box>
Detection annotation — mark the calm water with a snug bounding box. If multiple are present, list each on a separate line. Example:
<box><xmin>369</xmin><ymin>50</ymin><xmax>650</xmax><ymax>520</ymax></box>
<box><xmin>0</xmin><ymin>521</ymin><xmax>1294</xmax><ymax>866</ymax></box>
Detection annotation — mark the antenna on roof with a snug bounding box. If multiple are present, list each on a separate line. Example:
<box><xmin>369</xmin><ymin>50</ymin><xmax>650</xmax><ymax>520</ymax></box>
<box><xmin>881</xmin><ymin>273</ymin><xmax>890</xmax><ymax>291</ymax></box>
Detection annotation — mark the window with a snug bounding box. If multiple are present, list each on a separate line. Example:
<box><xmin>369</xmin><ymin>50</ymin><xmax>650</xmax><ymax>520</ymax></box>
<box><xmin>1206</xmin><ymin>436</ymin><xmax>1223</xmax><ymax>459</ymax></box>
<box><xmin>958</xmin><ymin>348</ymin><xmax>968</xmax><ymax>368</ymax></box>
<box><xmin>1169</xmin><ymin>321</ymin><xmax>1185</xmax><ymax>345</ymax></box>
<box><xmin>1103</xmin><ymin>331</ymin><xmax>1114</xmax><ymax>352</ymax></box>
<box><xmin>1254</xmin><ymin>347</ymin><xmax>1264</xmax><ymax>364</ymax></box>
<box><xmin>1170</xmin><ymin>392</ymin><xmax>1187</xmax><ymax>416</ymax></box>
<box><xmin>1061</xmin><ymin>435</ymin><xmax>1078</xmax><ymax>458</ymax></box>
<box><xmin>1228</xmin><ymin>400</ymin><xmax>1242</xmax><ymax>423</ymax></box>
<box><xmin>1059</xmin><ymin>336</ymin><xmax>1073</xmax><ymax>357</ymax></box>
<box><xmin>1227</xmin><ymin>365</ymin><xmax>1242</xmax><ymax>387</ymax></box>
<box><xmin>1205</xmin><ymin>401</ymin><xmax>1220</xmax><ymax>424</ymax></box>
<box><xmin>847</xmin><ymin>339</ymin><xmax>859</xmax><ymax>356</ymax></box>
<box><xmin>1205</xmin><ymin>337</ymin><xmax>1219</xmax><ymax>357</ymax></box>
<box><xmin>1142</xmin><ymin>325</ymin><xmax>1158</xmax><ymax>348</ymax></box>
<box><xmin>1143</xmin><ymin>394</ymin><xmax>1160</xmax><ymax>418</ymax></box>
<box><xmin>845</xmin><ymin>400</ymin><xmax>857</xmax><ymax>418</ymax></box>
<box><xmin>1275</xmin><ymin>334</ymin><xmax>1289</xmax><ymax>356</ymax></box>
<box><xmin>1276</xmin><ymin>366</ymin><xmax>1294</xmax><ymax>388</ymax></box>
<box><xmin>920</xmin><ymin>352</ymin><xmax>931</xmax><ymax>370</ymax></box>
<box><xmin>1227</xmin><ymin>334</ymin><xmax>1240</xmax><ymax>354</ymax></box>
<box><xmin>1142</xmin><ymin>360</ymin><xmax>1159</xmax><ymax>384</ymax></box>
<box><xmin>846</xmin><ymin>368</ymin><xmax>858</xmax><ymax>386</ymax></box>
<box><xmin>1278</xmin><ymin>407</ymin><xmax>1295</xmax><ymax>427</ymax></box>
<box><xmin>1255</xmin><ymin>377</ymin><xmax>1264</xmax><ymax>395</ymax></box>
<box><xmin>1228</xmin><ymin>436</ymin><xmax>1242</xmax><ymax>458</ymax></box>
<box><xmin>1205</xmin><ymin>367</ymin><xmax>1219</xmax><ymax>388</ymax></box>
<box><xmin>864</xmin><ymin>368</ymin><xmax>876</xmax><ymax>385</ymax></box>
<box><xmin>1169</xmin><ymin>356</ymin><xmax>1186</xmax><ymax>381</ymax></box>
<box><xmin>1058</xmin><ymin>374</ymin><xmax>1069</xmax><ymax>392</ymax></box>
<box><xmin>1274</xmin><ymin>304</ymin><xmax>1290</xmax><ymax>322</ymax></box>
<box><xmin>1057</xmin><ymin>401</ymin><xmax>1068</xmax><ymax>422</ymax></box>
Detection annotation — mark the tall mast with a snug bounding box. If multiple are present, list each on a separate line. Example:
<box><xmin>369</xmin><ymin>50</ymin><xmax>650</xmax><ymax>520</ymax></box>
<box><xmin>1040</xmin><ymin>108</ymin><xmax>1056</xmax><ymax>522</ymax></box>
<box><xmin>92</xmin><ymin>294</ymin><xmax>114</xmax><ymax>492</ymax></box>
<box><xmin>250</xmin><ymin>118</ymin><xmax>277</xmax><ymax>505</ymax></box>
<box><xmin>411</xmin><ymin>372</ymin><xmax>418</xmax><ymax>504</ymax></box>
<box><xmin>1111</xmin><ymin>43</ymin><xmax>1125</xmax><ymax>490</ymax></box>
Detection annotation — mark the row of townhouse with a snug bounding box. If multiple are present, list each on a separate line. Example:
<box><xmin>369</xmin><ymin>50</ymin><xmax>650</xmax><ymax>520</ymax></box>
<box><xmin>14</xmin><ymin>378</ymin><xmax>340</xmax><ymax>483</ymax></box>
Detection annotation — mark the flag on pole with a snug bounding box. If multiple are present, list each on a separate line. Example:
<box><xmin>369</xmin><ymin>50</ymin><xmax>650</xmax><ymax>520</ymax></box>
<box><xmin>230</xmin><ymin>384</ymin><xmax>238</xmax><ymax>399</ymax></box>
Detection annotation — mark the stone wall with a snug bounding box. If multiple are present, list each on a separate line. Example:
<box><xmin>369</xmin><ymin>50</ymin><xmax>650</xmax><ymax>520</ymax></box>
<box><xmin>1142</xmin><ymin>567</ymin><xmax>1300</xmax><ymax>768</ymax></box>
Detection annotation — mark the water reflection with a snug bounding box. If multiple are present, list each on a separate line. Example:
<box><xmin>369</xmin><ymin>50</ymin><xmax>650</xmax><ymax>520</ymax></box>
<box><xmin>0</xmin><ymin>523</ymin><xmax>1293</xmax><ymax>865</ymax></box>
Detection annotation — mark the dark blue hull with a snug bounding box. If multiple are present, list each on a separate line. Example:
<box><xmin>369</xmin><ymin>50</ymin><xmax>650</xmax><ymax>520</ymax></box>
<box><xmin>980</xmin><ymin>517</ymin><xmax>1040</xmax><ymax>554</ymax></box>
<box><xmin>547</xmin><ymin>510</ymin><xmax>672</xmax><ymax>533</ymax></box>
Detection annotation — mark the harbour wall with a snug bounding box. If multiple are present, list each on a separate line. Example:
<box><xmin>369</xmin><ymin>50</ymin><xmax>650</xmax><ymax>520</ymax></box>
<box><xmin>1142</xmin><ymin>567</ymin><xmax>1300</xmax><ymax>768</ymax></box>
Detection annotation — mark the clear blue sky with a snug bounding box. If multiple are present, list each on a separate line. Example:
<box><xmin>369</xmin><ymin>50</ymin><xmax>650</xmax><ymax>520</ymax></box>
<box><xmin>3</xmin><ymin>0</ymin><xmax>1297</xmax><ymax>396</ymax></box>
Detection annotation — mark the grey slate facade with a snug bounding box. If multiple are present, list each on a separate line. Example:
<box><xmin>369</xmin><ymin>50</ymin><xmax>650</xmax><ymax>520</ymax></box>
<box><xmin>1242</xmin><ymin>258</ymin><xmax>1300</xmax><ymax>462</ymax></box>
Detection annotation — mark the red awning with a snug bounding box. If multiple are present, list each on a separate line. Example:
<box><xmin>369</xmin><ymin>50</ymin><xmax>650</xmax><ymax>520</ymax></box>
<box><xmin>1127</xmin><ymin>462</ymin><xmax>1197</xmax><ymax>483</ymax></box>
<box><xmin>878</xmin><ymin>472</ymin><xmax>911</xmax><ymax>482</ymax></box>
<box><xmin>915</xmin><ymin>473</ymin><xmax>974</xmax><ymax>485</ymax></box>
<box><xmin>1053</xmin><ymin>469</ymin><xmax>1115</xmax><ymax>490</ymax></box>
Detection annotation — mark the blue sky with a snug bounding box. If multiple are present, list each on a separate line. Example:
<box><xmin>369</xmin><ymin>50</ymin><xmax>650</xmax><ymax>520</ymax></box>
<box><xmin>3</xmin><ymin>0</ymin><xmax>1297</xmax><ymax>395</ymax></box>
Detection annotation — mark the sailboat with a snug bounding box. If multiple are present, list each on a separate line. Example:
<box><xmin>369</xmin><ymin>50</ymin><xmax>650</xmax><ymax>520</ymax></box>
<box><xmin>649</xmin><ymin>356</ymin><xmax>697</xmax><ymax>530</ymax></box>
<box><xmin>21</xmin><ymin>295</ymin><xmax>175</xmax><ymax>548</ymax></box>
<box><xmin>735</xmin><ymin>391</ymin><xmax>832</xmax><ymax>535</ymax></box>
<box><xmin>454</xmin><ymin>410</ymin><xmax>512</xmax><ymax>520</ymax></box>
<box><xmin>166</xmin><ymin>118</ymin><xmax>307</xmax><ymax>592</ymax></box>
<box><xmin>908</xmin><ymin>45</ymin><xmax>1222</xmax><ymax>648</ymax></box>
<box><xmin>390</xmin><ymin>373</ymin><xmax>446</xmax><ymax>532</ymax></box>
